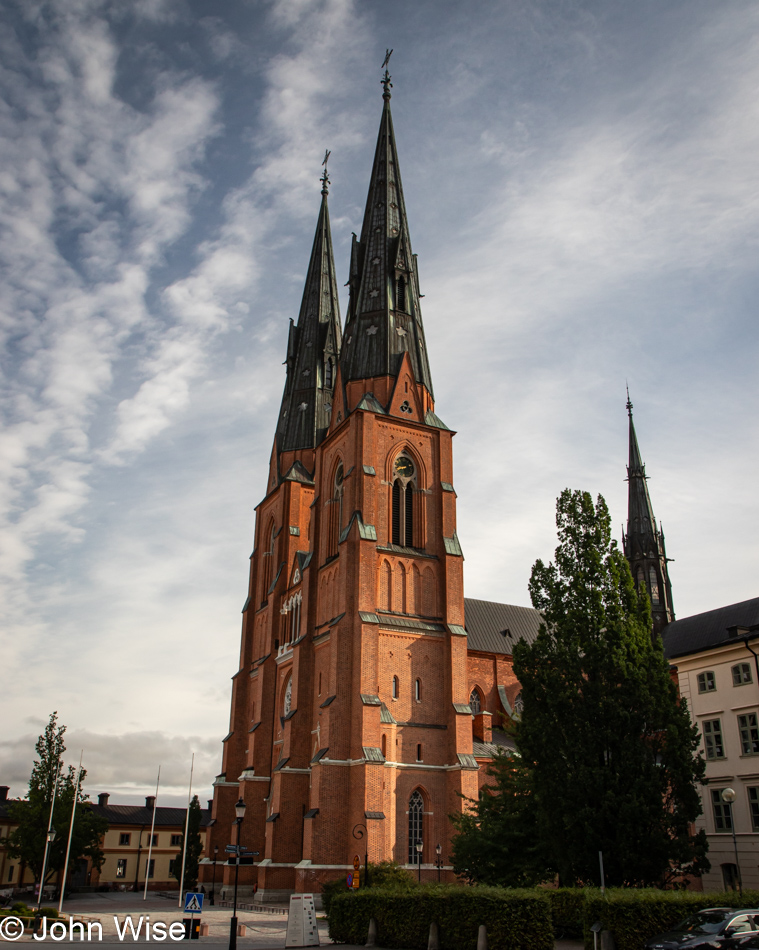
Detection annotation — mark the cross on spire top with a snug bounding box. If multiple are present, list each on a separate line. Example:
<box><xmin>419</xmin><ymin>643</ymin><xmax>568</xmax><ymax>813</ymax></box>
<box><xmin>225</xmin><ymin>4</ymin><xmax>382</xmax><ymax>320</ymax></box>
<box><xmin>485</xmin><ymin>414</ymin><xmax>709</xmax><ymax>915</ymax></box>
<box><xmin>381</xmin><ymin>48</ymin><xmax>393</xmax><ymax>99</ymax></box>
<box><xmin>320</xmin><ymin>149</ymin><xmax>331</xmax><ymax>196</ymax></box>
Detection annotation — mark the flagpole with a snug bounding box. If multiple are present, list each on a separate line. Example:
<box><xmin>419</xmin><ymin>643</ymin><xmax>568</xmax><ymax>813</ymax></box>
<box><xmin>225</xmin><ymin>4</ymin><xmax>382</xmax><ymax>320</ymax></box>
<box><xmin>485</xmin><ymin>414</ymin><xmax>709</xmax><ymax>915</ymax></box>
<box><xmin>57</xmin><ymin>751</ymin><xmax>83</xmax><ymax>914</ymax></box>
<box><xmin>143</xmin><ymin>766</ymin><xmax>161</xmax><ymax>901</ymax></box>
<box><xmin>178</xmin><ymin>753</ymin><xmax>194</xmax><ymax>907</ymax></box>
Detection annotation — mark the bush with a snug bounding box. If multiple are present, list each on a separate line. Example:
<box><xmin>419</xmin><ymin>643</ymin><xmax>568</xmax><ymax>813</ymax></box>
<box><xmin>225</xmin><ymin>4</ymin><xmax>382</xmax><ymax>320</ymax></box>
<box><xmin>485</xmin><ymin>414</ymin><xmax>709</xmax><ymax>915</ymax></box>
<box><xmin>542</xmin><ymin>887</ymin><xmax>588</xmax><ymax>939</ymax></box>
<box><xmin>38</xmin><ymin>907</ymin><xmax>59</xmax><ymax>919</ymax></box>
<box><xmin>321</xmin><ymin>860</ymin><xmax>415</xmax><ymax>916</ymax></box>
<box><xmin>328</xmin><ymin>885</ymin><xmax>553</xmax><ymax>950</ymax></box>
<box><xmin>10</xmin><ymin>902</ymin><xmax>29</xmax><ymax>914</ymax></box>
<box><xmin>583</xmin><ymin>889</ymin><xmax>759</xmax><ymax>950</ymax></box>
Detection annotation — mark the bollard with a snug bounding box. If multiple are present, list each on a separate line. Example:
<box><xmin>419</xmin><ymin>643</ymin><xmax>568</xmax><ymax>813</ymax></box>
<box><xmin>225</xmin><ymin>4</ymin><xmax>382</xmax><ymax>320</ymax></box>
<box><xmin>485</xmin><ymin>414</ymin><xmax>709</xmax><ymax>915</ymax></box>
<box><xmin>427</xmin><ymin>921</ymin><xmax>439</xmax><ymax>950</ymax></box>
<box><xmin>365</xmin><ymin>917</ymin><xmax>377</xmax><ymax>948</ymax></box>
<box><xmin>477</xmin><ymin>923</ymin><xmax>488</xmax><ymax>950</ymax></box>
<box><xmin>600</xmin><ymin>931</ymin><xmax>616</xmax><ymax>950</ymax></box>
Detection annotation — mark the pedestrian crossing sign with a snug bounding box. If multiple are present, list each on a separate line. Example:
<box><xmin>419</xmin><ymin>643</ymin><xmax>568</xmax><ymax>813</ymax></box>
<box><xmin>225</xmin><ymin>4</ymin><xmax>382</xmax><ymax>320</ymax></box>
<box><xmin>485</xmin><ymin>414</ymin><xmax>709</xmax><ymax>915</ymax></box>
<box><xmin>184</xmin><ymin>893</ymin><xmax>204</xmax><ymax>913</ymax></box>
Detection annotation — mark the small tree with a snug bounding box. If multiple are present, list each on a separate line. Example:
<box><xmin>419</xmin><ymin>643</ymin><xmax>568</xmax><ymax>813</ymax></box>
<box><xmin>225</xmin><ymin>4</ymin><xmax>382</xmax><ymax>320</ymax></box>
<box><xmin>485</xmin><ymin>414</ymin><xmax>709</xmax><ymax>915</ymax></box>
<box><xmin>450</xmin><ymin>750</ymin><xmax>553</xmax><ymax>886</ymax></box>
<box><xmin>2</xmin><ymin>713</ymin><xmax>107</xmax><ymax>889</ymax></box>
<box><xmin>513</xmin><ymin>489</ymin><xmax>708</xmax><ymax>886</ymax></box>
<box><xmin>172</xmin><ymin>795</ymin><xmax>203</xmax><ymax>891</ymax></box>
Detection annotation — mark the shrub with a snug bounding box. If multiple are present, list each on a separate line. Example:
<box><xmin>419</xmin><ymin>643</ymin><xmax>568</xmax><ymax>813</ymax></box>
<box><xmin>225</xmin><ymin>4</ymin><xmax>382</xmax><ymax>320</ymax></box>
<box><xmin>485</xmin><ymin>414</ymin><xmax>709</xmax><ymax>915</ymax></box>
<box><xmin>583</xmin><ymin>889</ymin><xmax>759</xmax><ymax>950</ymax></box>
<box><xmin>10</xmin><ymin>902</ymin><xmax>29</xmax><ymax>914</ymax></box>
<box><xmin>38</xmin><ymin>907</ymin><xmax>59</xmax><ymax>919</ymax></box>
<box><xmin>542</xmin><ymin>887</ymin><xmax>588</xmax><ymax>939</ymax></box>
<box><xmin>328</xmin><ymin>884</ymin><xmax>553</xmax><ymax>950</ymax></box>
<box><xmin>321</xmin><ymin>860</ymin><xmax>415</xmax><ymax>916</ymax></box>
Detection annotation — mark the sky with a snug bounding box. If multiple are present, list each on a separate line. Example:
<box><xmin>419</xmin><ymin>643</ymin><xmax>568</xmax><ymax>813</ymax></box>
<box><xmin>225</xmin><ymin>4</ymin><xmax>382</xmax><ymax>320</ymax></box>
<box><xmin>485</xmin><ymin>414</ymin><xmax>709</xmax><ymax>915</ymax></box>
<box><xmin>1</xmin><ymin>0</ymin><xmax>757</xmax><ymax>807</ymax></box>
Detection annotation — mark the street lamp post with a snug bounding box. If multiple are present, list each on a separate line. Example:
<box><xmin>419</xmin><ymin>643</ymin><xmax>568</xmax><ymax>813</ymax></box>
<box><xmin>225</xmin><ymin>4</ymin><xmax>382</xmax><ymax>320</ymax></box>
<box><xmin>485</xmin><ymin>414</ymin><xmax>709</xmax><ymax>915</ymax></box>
<box><xmin>229</xmin><ymin>798</ymin><xmax>246</xmax><ymax>950</ymax></box>
<box><xmin>435</xmin><ymin>843</ymin><xmax>443</xmax><ymax>883</ymax></box>
<box><xmin>352</xmin><ymin>823</ymin><xmax>369</xmax><ymax>888</ymax></box>
<box><xmin>721</xmin><ymin>788</ymin><xmax>743</xmax><ymax>896</ymax></box>
<box><xmin>211</xmin><ymin>845</ymin><xmax>219</xmax><ymax>906</ymax></box>
<box><xmin>415</xmin><ymin>840</ymin><xmax>423</xmax><ymax>883</ymax></box>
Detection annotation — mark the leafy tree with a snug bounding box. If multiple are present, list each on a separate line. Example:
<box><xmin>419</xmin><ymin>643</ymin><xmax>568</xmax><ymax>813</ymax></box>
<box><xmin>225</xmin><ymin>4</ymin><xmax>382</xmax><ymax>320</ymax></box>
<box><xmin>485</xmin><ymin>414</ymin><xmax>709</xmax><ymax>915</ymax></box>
<box><xmin>512</xmin><ymin>489</ymin><xmax>707</xmax><ymax>886</ymax></box>
<box><xmin>172</xmin><ymin>795</ymin><xmax>203</xmax><ymax>891</ymax></box>
<box><xmin>2</xmin><ymin>713</ymin><xmax>107</xmax><ymax>890</ymax></box>
<box><xmin>450</xmin><ymin>749</ymin><xmax>553</xmax><ymax>886</ymax></box>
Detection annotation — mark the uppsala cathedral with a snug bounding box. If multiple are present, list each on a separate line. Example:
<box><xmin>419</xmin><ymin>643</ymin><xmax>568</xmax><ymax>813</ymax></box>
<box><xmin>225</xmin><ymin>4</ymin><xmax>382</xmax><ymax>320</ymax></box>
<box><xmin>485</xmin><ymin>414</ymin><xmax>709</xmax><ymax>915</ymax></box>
<box><xmin>202</xmin><ymin>73</ymin><xmax>675</xmax><ymax>900</ymax></box>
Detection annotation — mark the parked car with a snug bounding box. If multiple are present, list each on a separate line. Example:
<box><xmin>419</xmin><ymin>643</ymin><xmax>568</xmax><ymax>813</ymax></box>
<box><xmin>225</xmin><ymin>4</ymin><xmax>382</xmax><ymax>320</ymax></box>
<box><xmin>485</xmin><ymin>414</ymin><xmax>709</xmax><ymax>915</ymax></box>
<box><xmin>645</xmin><ymin>908</ymin><xmax>759</xmax><ymax>949</ymax></box>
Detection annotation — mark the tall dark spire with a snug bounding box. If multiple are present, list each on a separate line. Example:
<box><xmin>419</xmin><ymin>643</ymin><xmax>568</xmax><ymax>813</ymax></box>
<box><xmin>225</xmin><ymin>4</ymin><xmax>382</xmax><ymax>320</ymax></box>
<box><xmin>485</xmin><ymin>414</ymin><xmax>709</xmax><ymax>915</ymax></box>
<box><xmin>622</xmin><ymin>391</ymin><xmax>675</xmax><ymax>635</ymax></box>
<box><xmin>340</xmin><ymin>70</ymin><xmax>434</xmax><ymax>398</ymax></box>
<box><xmin>275</xmin><ymin>167</ymin><xmax>342</xmax><ymax>456</ymax></box>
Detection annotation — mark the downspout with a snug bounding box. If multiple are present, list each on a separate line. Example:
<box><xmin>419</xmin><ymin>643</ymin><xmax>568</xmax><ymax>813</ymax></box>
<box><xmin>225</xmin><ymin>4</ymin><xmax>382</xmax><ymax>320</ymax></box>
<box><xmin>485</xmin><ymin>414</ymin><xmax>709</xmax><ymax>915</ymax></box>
<box><xmin>133</xmin><ymin>825</ymin><xmax>145</xmax><ymax>893</ymax></box>
<box><xmin>743</xmin><ymin>636</ymin><xmax>759</xmax><ymax>690</ymax></box>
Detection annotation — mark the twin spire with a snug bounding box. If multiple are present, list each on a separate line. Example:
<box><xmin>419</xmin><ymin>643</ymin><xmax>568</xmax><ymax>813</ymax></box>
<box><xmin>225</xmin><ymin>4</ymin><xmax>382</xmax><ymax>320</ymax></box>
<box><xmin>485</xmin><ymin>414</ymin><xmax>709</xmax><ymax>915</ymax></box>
<box><xmin>276</xmin><ymin>61</ymin><xmax>433</xmax><ymax>456</ymax></box>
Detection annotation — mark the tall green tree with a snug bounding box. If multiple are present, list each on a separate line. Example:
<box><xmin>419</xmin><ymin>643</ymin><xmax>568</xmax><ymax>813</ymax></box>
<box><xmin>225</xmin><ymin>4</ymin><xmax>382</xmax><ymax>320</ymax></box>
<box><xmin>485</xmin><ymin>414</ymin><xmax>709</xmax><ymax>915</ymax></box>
<box><xmin>450</xmin><ymin>750</ymin><xmax>553</xmax><ymax>886</ymax></box>
<box><xmin>513</xmin><ymin>489</ymin><xmax>707</xmax><ymax>886</ymax></box>
<box><xmin>2</xmin><ymin>713</ymin><xmax>107</xmax><ymax>889</ymax></box>
<box><xmin>172</xmin><ymin>795</ymin><xmax>203</xmax><ymax>891</ymax></box>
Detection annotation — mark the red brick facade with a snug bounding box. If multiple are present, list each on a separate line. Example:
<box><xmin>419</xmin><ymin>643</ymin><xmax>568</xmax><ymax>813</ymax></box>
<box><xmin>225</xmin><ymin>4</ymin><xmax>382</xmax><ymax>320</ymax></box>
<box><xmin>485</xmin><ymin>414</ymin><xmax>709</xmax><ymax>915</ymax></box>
<box><xmin>202</xmin><ymin>92</ymin><xmax>527</xmax><ymax>901</ymax></box>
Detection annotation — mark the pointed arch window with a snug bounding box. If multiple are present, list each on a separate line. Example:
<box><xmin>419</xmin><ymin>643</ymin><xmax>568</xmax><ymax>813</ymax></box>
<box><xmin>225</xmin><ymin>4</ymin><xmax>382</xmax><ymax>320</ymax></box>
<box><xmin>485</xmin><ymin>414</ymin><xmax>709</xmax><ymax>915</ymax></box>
<box><xmin>391</xmin><ymin>455</ymin><xmax>416</xmax><ymax>547</ymax></box>
<box><xmin>396</xmin><ymin>276</ymin><xmax>406</xmax><ymax>312</ymax></box>
<box><xmin>649</xmin><ymin>566</ymin><xmax>661</xmax><ymax>605</ymax></box>
<box><xmin>408</xmin><ymin>790</ymin><xmax>423</xmax><ymax>865</ymax></box>
<box><xmin>283</xmin><ymin>675</ymin><xmax>292</xmax><ymax>717</ymax></box>
<box><xmin>324</xmin><ymin>357</ymin><xmax>334</xmax><ymax>390</ymax></box>
<box><xmin>328</xmin><ymin>462</ymin><xmax>344</xmax><ymax>557</ymax></box>
<box><xmin>469</xmin><ymin>689</ymin><xmax>482</xmax><ymax>714</ymax></box>
<box><xmin>262</xmin><ymin>522</ymin><xmax>276</xmax><ymax>603</ymax></box>
<box><xmin>392</xmin><ymin>675</ymin><xmax>399</xmax><ymax>700</ymax></box>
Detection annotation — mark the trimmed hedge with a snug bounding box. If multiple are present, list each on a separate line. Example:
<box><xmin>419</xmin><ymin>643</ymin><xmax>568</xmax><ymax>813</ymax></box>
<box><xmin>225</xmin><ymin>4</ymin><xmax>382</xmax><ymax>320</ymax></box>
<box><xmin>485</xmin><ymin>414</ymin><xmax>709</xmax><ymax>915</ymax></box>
<box><xmin>328</xmin><ymin>885</ymin><xmax>553</xmax><ymax>950</ymax></box>
<box><xmin>583</xmin><ymin>889</ymin><xmax>759</xmax><ymax>950</ymax></box>
<box><xmin>542</xmin><ymin>887</ymin><xmax>588</xmax><ymax>939</ymax></box>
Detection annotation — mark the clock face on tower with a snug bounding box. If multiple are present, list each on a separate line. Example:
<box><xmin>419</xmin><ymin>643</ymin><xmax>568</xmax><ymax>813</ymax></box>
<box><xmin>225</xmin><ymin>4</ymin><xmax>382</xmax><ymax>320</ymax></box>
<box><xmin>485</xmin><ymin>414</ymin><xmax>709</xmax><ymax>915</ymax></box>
<box><xmin>394</xmin><ymin>456</ymin><xmax>414</xmax><ymax>479</ymax></box>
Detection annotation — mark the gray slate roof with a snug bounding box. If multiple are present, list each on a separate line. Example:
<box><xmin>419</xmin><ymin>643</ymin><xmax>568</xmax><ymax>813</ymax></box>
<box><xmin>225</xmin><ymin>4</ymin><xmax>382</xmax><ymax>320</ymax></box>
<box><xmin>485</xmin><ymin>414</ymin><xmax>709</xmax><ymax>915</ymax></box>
<box><xmin>464</xmin><ymin>597</ymin><xmax>542</xmax><ymax>655</ymax></box>
<box><xmin>663</xmin><ymin>597</ymin><xmax>759</xmax><ymax>660</ymax></box>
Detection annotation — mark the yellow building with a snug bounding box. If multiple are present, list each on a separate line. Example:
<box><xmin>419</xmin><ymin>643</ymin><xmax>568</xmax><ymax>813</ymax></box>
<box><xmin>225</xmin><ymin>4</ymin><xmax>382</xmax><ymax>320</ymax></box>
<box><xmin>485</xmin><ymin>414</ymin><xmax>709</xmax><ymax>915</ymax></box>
<box><xmin>0</xmin><ymin>788</ymin><xmax>211</xmax><ymax>895</ymax></box>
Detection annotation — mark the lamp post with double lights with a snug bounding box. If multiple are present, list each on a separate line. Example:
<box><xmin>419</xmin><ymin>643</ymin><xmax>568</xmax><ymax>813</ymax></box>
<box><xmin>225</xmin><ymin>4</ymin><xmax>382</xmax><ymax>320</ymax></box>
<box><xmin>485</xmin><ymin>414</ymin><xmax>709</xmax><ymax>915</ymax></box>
<box><xmin>211</xmin><ymin>845</ymin><xmax>219</xmax><ymax>905</ymax></box>
<box><xmin>434</xmin><ymin>843</ymin><xmax>443</xmax><ymax>883</ymax></box>
<box><xmin>415</xmin><ymin>840</ymin><xmax>423</xmax><ymax>883</ymax></box>
<box><xmin>721</xmin><ymin>788</ymin><xmax>743</xmax><ymax>896</ymax></box>
<box><xmin>229</xmin><ymin>798</ymin><xmax>246</xmax><ymax>950</ymax></box>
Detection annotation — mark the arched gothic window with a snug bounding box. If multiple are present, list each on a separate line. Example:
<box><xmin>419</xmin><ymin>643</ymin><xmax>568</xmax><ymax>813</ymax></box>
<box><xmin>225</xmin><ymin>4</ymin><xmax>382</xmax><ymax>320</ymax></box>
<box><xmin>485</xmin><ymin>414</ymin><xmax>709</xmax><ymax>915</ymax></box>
<box><xmin>262</xmin><ymin>522</ymin><xmax>276</xmax><ymax>603</ymax></box>
<box><xmin>469</xmin><ymin>689</ymin><xmax>482</xmax><ymax>714</ymax></box>
<box><xmin>649</xmin><ymin>566</ymin><xmax>661</xmax><ymax>605</ymax></box>
<box><xmin>324</xmin><ymin>357</ymin><xmax>334</xmax><ymax>389</ymax></box>
<box><xmin>392</xmin><ymin>676</ymin><xmax>399</xmax><ymax>700</ymax></box>
<box><xmin>408</xmin><ymin>790</ymin><xmax>423</xmax><ymax>865</ymax></box>
<box><xmin>513</xmin><ymin>692</ymin><xmax>524</xmax><ymax>717</ymax></box>
<box><xmin>415</xmin><ymin>678</ymin><xmax>422</xmax><ymax>702</ymax></box>
<box><xmin>280</xmin><ymin>592</ymin><xmax>301</xmax><ymax>650</ymax></box>
<box><xmin>283</xmin><ymin>676</ymin><xmax>292</xmax><ymax>717</ymax></box>
<box><xmin>391</xmin><ymin>455</ymin><xmax>416</xmax><ymax>547</ymax></box>
<box><xmin>328</xmin><ymin>462</ymin><xmax>344</xmax><ymax>557</ymax></box>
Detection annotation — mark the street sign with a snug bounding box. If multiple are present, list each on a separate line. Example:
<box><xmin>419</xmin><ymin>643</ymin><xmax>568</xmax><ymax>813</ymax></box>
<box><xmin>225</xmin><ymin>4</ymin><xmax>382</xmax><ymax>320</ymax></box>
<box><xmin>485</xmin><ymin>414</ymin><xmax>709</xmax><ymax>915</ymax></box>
<box><xmin>346</xmin><ymin>872</ymin><xmax>353</xmax><ymax>888</ymax></box>
<box><xmin>351</xmin><ymin>871</ymin><xmax>360</xmax><ymax>889</ymax></box>
<box><xmin>352</xmin><ymin>854</ymin><xmax>360</xmax><ymax>871</ymax></box>
<box><xmin>184</xmin><ymin>893</ymin><xmax>204</xmax><ymax>913</ymax></box>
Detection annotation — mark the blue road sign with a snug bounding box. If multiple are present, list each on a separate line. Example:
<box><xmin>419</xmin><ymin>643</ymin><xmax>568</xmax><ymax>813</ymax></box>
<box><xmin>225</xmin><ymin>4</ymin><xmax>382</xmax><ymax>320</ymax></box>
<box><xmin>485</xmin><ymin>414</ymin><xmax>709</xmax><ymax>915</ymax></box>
<box><xmin>184</xmin><ymin>893</ymin><xmax>204</xmax><ymax>914</ymax></box>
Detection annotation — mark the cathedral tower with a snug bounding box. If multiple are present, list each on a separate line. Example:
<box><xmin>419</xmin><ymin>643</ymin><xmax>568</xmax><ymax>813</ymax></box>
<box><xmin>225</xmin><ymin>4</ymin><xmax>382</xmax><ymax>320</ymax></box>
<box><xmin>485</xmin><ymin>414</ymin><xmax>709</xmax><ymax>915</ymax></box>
<box><xmin>206</xmin><ymin>74</ymin><xmax>479</xmax><ymax>900</ymax></box>
<box><xmin>622</xmin><ymin>392</ymin><xmax>675</xmax><ymax>636</ymax></box>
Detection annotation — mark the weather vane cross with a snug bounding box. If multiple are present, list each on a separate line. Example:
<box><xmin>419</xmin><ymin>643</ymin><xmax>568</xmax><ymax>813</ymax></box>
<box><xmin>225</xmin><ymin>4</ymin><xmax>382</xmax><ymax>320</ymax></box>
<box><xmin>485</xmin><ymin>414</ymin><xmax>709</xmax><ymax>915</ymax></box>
<box><xmin>320</xmin><ymin>149</ymin><xmax>331</xmax><ymax>195</ymax></box>
<box><xmin>381</xmin><ymin>48</ymin><xmax>393</xmax><ymax>99</ymax></box>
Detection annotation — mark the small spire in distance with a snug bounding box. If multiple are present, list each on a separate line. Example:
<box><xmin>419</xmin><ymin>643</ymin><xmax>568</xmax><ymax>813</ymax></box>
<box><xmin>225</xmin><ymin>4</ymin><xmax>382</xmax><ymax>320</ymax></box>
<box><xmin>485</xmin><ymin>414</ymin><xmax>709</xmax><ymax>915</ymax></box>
<box><xmin>626</xmin><ymin>382</ymin><xmax>633</xmax><ymax>416</ymax></box>
<box><xmin>381</xmin><ymin>48</ymin><xmax>393</xmax><ymax>100</ymax></box>
<box><xmin>320</xmin><ymin>149</ymin><xmax>331</xmax><ymax>196</ymax></box>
